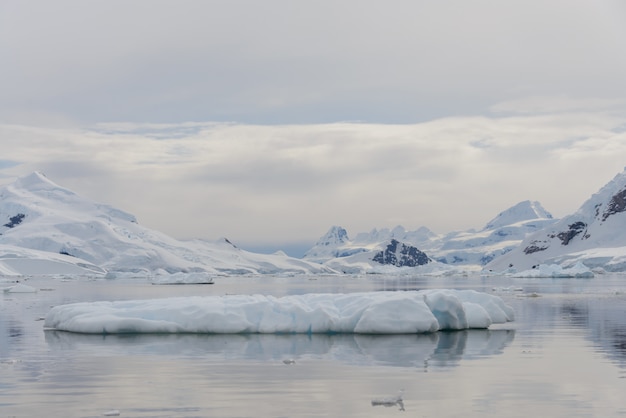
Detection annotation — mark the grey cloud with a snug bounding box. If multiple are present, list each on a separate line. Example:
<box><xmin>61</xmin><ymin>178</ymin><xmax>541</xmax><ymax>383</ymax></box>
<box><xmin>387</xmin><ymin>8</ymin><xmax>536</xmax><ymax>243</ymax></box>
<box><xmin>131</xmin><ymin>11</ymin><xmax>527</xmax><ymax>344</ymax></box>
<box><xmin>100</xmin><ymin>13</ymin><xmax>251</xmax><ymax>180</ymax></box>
<box><xmin>3</xmin><ymin>107</ymin><xmax>626</xmax><ymax>243</ymax></box>
<box><xmin>2</xmin><ymin>1</ymin><xmax>626</xmax><ymax>124</ymax></box>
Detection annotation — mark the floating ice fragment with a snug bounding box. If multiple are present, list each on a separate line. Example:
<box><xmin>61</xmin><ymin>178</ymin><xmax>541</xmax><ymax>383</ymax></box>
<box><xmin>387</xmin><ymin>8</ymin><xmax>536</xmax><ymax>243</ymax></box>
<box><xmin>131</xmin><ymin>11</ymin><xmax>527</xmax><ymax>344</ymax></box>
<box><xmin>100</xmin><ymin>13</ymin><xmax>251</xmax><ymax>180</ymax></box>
<box><xmin>103</xmin><ymin>410</ymin><xmax>120</xmax><ymax>416</ymax></box>
<box><xmin>371</xmin><ymin>389</ymin><xmax>405</xmax><ymax>411</ymax></box>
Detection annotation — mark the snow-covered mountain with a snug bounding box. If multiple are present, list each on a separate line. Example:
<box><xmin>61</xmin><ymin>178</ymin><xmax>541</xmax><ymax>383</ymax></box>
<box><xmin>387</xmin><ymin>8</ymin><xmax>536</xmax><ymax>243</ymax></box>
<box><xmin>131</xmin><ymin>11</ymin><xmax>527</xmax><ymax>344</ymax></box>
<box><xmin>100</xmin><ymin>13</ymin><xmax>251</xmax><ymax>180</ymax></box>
<box><xmin>303</xmin><ymin>225</ymin><xmax>436</xmax><ymax>263</ymax></box>
<box><xmin>304</xmin><ymin>200</ymin><xmax>556</xmax><ymax>271</ymax></box>
<box><xmin>302</xmin><ymin>226</ymin><xmax>358</xmax><ymax>262</ymax></box>
<box><xmin>0</xmin><ymin>172</ymin><xmax>335</xmax><ymax>276</ymax></box>
<box><xmin>486</xmin><ymin>167</ymin><xmax>626</xmax><ymax>272</ymax></box>
<box><xmin>432</xmin><ymin>200</ymin><xmax>556</xmax><ymax>265</ymax></box>
<box><xmin>483</xmin><ymin>200</ymin><xmax>552</xmax><ymax>230</ymax></box>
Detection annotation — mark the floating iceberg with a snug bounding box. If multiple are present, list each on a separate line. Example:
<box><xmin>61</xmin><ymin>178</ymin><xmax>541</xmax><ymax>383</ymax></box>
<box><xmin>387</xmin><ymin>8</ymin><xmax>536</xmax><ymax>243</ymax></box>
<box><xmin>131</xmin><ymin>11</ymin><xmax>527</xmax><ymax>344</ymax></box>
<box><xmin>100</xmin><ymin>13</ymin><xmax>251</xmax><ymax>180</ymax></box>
<box><xmin>44</xmin><ymin>290</ymin><xmax>514</xmax><ymax>335</ymax></box>
<box><xmin>371</xmin><ymin>390</ymin><xmax>405</xmax><ymax>410</ymax></box>
<box><xmin>150</xmin><ymin>272</ymin><xmax>215</xmax><ymax>285</ymax></box>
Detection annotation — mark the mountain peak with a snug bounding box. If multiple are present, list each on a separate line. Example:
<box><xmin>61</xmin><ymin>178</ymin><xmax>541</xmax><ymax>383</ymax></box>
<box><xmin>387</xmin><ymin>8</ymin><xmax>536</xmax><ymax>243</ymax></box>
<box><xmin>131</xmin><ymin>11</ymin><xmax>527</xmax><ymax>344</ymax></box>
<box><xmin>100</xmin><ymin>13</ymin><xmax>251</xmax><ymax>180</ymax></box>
<box><xmin>15</xmin><ymin>171</ymin><xmax>52</xmax><ymax>186</ymax></box>
<box><xmin>13</xmin><ymin>171</ymin><xmax>74</xmax><ymax>195</ymax></box>
<box><xmin>317</xmin><ymin>225</ymin><xmax>349</xmax><ymax>246</ymax></box>
<box><xmin>483</xmin><ymin>200</ymin><xmax>552</xmax><ymax>230</ymax></box>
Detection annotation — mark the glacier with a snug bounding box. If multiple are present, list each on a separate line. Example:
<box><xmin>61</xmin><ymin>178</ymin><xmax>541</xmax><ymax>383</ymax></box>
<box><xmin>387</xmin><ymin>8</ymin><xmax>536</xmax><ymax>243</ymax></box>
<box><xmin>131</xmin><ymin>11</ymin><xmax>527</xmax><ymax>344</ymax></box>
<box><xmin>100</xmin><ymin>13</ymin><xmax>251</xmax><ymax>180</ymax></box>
<box><xmin>44</xmin><ymin>290</ymin><xmax>514</xmax><ymax>335</ymax></box>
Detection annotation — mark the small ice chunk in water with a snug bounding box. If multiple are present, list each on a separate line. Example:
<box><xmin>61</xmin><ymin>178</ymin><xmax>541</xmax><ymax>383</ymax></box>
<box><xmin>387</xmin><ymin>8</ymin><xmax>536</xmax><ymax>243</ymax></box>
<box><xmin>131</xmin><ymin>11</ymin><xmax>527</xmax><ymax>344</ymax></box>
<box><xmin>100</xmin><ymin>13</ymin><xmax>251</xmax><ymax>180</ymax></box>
<box><xmin>371</xmin><ymin>389</ymin><xmax>405</xmax><ymax>411</ymax></box>
<box><xmin>103</xmin><ymin>410</ymin><xmax>120</xmax><ymax>416</ymax></box>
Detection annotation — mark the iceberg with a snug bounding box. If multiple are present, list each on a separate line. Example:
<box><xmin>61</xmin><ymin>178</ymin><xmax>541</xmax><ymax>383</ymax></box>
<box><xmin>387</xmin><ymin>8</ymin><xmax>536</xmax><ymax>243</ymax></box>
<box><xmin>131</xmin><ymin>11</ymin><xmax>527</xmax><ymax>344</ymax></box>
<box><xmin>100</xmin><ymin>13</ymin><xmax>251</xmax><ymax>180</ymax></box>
<box><xmin>44</xmin><ymin>290</ymin><xmax>514</xmax><ymax>335</ymax></box>
<box><xmin>150</xmin><ymin>272</ymin><xmax>216</xmax><ymax>285</ymax></box>
<box><xmin>371</xmin><ymin>390</ymin><xmax>405</xmax><ymax>410</ymax></box>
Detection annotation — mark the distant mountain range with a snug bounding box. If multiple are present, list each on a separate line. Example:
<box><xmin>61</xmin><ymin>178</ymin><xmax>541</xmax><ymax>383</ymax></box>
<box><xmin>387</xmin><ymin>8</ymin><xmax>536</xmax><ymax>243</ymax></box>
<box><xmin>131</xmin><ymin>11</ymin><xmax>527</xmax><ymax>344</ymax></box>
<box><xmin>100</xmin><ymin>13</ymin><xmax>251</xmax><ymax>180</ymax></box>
<box><xmin>303</xmin><ymin>200</ymin><xmax>557</xmax><ymax>273</ymax></box>
<box><xmin>304</xmin><ymin>167</ymin><xmax>626</xmax><ymax>273</ymax></box>
<box><xmin>3</xmin><ymin>168</ymin><xmax>626</xmax><ymax>276</ymax></box>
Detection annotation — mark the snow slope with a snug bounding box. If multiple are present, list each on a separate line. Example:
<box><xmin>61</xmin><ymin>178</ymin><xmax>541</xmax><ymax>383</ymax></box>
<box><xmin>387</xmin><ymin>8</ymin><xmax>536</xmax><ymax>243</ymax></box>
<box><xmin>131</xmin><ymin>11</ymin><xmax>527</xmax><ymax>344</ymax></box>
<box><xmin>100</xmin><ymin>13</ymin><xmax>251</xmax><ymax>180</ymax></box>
<box><xmin>486</xmin><ymin>167</ymin><xmax>626</xmax><ymax>272</ymax></box>
<box><xmin>0</xmin><ymin>172</ymin><xmax>335</xmax><ymax>276</ymax></box>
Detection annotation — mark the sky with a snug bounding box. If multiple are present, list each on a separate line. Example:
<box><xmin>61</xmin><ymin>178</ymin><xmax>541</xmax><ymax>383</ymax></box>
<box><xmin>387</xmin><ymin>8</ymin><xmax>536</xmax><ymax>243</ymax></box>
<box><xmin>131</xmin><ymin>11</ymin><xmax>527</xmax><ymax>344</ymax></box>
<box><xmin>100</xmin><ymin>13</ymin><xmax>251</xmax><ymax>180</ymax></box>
<box><xmin>2</xmin><ymin>1</ymin><xmax>626</xmax><ymax>256</ymax></box>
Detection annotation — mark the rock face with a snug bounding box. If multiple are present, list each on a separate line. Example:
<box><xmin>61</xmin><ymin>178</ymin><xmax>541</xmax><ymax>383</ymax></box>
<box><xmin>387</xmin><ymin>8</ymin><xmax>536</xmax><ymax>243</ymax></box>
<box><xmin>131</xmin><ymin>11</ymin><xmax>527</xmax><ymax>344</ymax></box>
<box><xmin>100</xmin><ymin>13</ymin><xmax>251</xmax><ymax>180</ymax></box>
<box><xmin>3</xmin><ymin>213</ymin><xmax>25</xmax><ymax>229</ymax></box>
<box><xmin>372</xmin><ymin>239</ymin><xmax>431</xmax><ymax>267</ymax></box>
<box><xmin>487</xmin><ymin>167</ymin><xmax>626</xmax><ymax>272</ymax></box>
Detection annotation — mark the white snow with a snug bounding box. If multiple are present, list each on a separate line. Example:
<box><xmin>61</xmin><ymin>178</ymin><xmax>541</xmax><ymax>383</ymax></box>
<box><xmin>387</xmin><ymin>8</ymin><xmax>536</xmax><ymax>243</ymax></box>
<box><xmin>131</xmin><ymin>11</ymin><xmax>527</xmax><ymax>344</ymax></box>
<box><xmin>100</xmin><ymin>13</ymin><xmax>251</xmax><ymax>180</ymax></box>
<box><xmin>510</xmin><ymin>262</ymin><xmax>595</xmax><ymax>278</ymax></box>
<box><xmin>44</xmin><ymin>290</ymin><xmax>514</xmax><ymax>334</ymax></box>
<box><xmin>483</xmin><ymin>200</ymin><xmax>553</xmax><ymax>230</ymax></box>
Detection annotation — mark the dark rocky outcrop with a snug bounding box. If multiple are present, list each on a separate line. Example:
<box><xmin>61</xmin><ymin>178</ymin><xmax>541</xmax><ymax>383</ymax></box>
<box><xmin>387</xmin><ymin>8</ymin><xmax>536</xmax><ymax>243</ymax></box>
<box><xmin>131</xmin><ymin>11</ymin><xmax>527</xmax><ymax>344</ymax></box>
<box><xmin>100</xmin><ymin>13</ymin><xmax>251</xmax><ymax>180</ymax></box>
<box><xmin>372</xmin><ymin>239</ymin><xmax>431</xmax><ymax>267</ymax></box>
<box><xmin>3</xmin><ymin>213</ymin><xmax>25</xmax><ymax>229</ymax></box>
<box><xmin>523</xmin><ymin>240</ymin><xmax>549</xmax><ymax>254</ymax></box>
<box><xmin>602</xmin><ymin>187</ymin><xmax>626</xmax><ymax>221</ymax></box>
<box><xmin>554</xmin><ymin>221</ymin><xmax>587</xmax><ymax>246</ymax></box>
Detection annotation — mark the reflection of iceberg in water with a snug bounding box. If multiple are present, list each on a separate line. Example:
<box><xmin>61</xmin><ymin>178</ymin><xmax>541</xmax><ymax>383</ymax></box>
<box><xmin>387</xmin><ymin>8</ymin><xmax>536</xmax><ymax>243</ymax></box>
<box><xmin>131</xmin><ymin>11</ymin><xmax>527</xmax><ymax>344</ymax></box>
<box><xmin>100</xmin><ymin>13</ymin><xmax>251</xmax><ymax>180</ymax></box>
<box><xmin>559</xmin><ymin>297</ymin><xmax>626</xmax><ymax>369</ymax></box>
<box><xmin>45</xmin><ymin>328</ymin><xmax>515</xmax><ymax>369</ymax></box>
<box><xmin>353</xmin><ymin>329</ymin><xmax>515</xmax><ymax>368</ymax></box>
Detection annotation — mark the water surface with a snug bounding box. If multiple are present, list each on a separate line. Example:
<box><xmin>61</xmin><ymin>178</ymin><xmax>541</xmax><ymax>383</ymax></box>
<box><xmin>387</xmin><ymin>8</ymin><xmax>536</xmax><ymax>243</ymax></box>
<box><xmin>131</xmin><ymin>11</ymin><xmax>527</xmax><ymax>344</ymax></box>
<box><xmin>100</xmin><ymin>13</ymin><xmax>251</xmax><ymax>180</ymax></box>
<box><xmin>2</xmin><ymin>274</ymin><xmax>626</xmax><ymax>417</ymax></box>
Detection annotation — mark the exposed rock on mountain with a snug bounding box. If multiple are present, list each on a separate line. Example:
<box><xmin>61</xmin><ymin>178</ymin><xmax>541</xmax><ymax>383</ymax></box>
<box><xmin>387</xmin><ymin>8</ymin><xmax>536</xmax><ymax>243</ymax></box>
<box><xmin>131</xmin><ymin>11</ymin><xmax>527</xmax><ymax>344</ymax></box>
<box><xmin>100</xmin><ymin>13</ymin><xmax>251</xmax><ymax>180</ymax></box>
<box><xmin>372</xmin><ymin>239</ymin><xmax>431</xmax><ymax>267</ymax></box>
<box><xmin>3</xmin><ymin>213</ymin><xmax>25</xmax><ymax>229</ymax></box>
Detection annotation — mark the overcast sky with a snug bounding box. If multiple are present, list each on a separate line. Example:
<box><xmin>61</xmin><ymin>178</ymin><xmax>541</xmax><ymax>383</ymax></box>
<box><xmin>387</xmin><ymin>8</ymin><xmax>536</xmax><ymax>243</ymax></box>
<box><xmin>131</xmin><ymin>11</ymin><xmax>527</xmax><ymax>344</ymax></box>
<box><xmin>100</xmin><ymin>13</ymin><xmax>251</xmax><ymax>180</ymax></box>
<box><xmin>2</xmin><ymin>1</ymin><xmax>626</xmax><ymax>255</ymax></box>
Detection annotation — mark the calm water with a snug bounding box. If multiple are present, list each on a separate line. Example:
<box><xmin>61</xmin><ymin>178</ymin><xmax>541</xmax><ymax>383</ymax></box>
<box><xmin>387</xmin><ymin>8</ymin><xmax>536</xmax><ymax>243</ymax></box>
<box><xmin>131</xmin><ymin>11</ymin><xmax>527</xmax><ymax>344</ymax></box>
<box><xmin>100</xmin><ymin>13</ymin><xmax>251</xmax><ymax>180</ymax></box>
<box><xmin>1</xmin><ymin>274</ymin><xmax>626</xmax><ymax>417</ymax></box>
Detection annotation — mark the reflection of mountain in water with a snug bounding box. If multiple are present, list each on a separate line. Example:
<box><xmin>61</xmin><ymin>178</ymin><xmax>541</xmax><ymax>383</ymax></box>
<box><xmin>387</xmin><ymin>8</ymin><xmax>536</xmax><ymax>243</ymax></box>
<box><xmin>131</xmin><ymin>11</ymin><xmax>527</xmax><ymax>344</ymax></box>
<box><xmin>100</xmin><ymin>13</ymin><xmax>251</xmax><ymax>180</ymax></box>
<box><xmin>560</xmin><ymin>297</ymin><xmax>626</xmax><ymax>367</ymax></box>
<box><xmin>506</xmin><ymin>289</ymin><xmax>626</xmax><ymax>370</ymax></box>
<box><xmin>45</xmin><ymin>329</ymin><xmax>515</xmax><ymax>369</ymax></box>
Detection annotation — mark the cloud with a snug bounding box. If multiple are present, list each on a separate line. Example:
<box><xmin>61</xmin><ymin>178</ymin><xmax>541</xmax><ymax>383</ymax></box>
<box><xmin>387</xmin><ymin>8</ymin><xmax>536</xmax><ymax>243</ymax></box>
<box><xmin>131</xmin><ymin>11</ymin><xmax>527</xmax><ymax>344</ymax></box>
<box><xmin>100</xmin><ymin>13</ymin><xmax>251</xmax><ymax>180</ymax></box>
<box><xmin>2</xmin><ymin>1</ymin><xmax>626</xmax><ymax>245</ymax></box>
<box><xmin>2</xmin><ymin>1</ymin><xmax>626</xmax><ymax>124</ymax></box>
<box><xmin>490</xmin><ymin>96</ymin><xmax>626</xmax><ymax>115</ymax></box>
<box><xmin>2</xmin><ymin>110</ymin><xmax>626</xmax><ymax>245</ymax></box>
